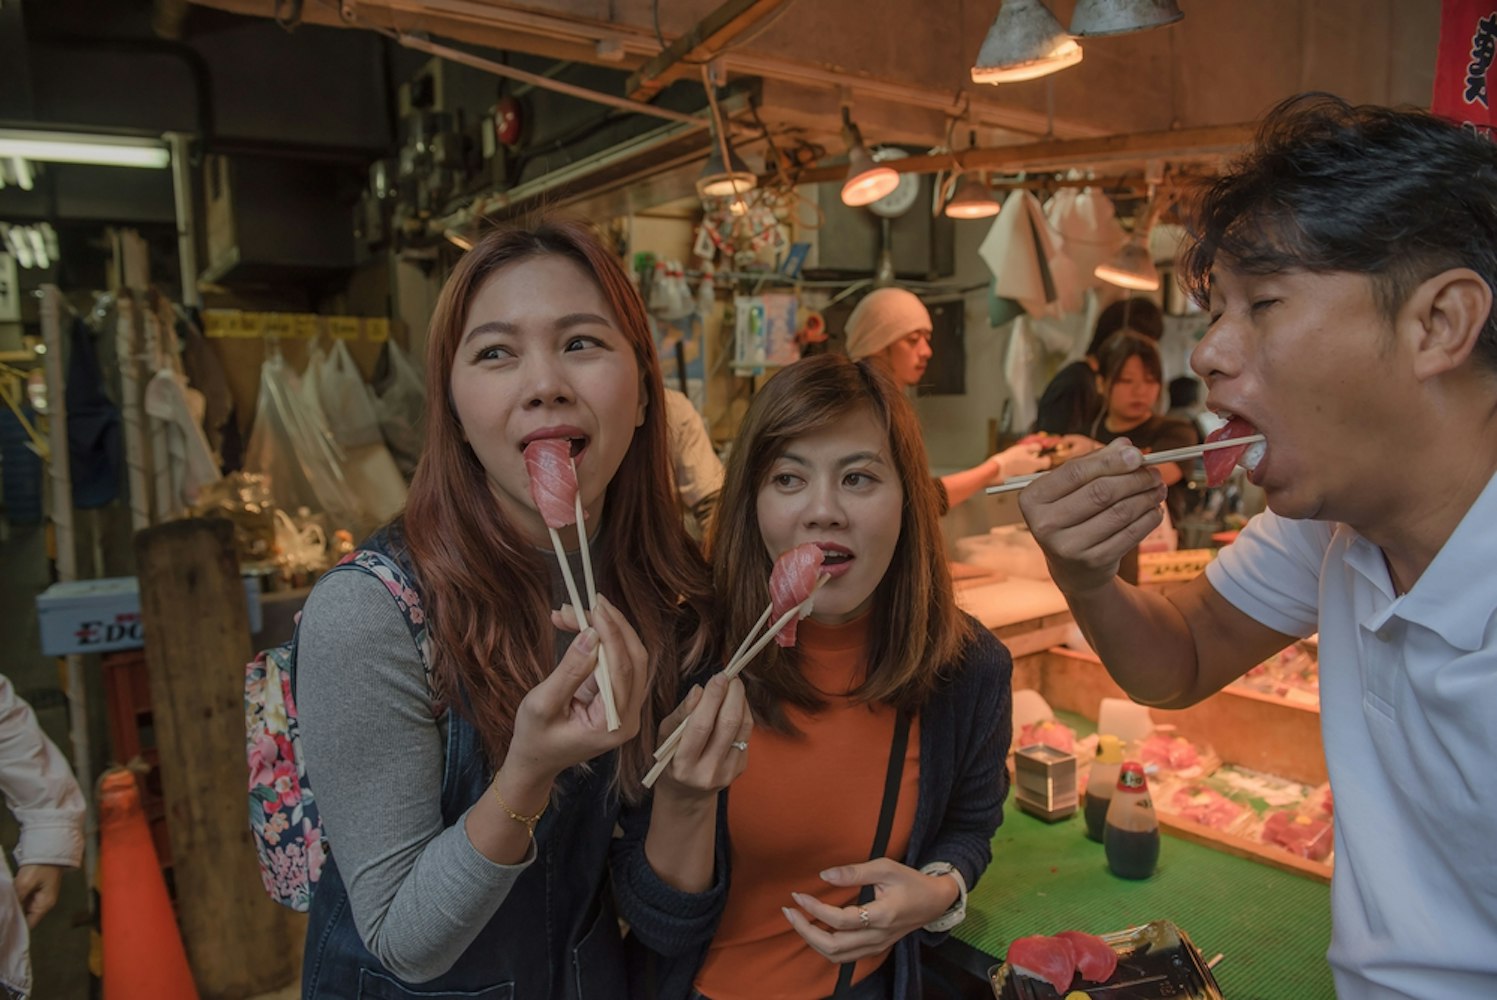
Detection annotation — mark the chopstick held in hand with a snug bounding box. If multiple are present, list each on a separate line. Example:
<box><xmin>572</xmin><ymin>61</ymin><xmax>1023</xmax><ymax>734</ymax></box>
<box><xmin>985</xmin><ymin>434</ymin><xmax>1266</xmax><ymax>495</ymax></box>
<box><xmin>644</xmin><ymin>575</ymin><xmax>828</xmax><ymax>788</ymax></box>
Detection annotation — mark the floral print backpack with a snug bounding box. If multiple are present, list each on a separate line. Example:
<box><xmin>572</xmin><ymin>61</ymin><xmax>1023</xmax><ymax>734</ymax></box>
<box><xmin>244</xmin><ymin>548</ymin><xmax>429</xmax><ymax>911</ymax></box>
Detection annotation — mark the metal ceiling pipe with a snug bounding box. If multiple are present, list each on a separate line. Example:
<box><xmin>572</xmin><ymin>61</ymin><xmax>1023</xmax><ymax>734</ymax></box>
<box><xmin>382</xmin><ymin>29</ymin><xmax>711</xmax><ymax>130</ymax></box>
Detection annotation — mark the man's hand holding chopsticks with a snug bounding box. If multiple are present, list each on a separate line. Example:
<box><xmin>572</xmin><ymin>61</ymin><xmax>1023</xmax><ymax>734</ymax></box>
<box><xmin>1018</xmin><ymin>438</ymin><xmax>1168</xmax><ymax>596</ymax></box>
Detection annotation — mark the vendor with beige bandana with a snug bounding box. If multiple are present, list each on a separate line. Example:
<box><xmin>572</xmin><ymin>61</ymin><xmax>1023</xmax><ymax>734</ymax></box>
<box><xmin>845</xmin><ymin>286</ymin><xmax>1048</xmax><ymax>511</ymax></box>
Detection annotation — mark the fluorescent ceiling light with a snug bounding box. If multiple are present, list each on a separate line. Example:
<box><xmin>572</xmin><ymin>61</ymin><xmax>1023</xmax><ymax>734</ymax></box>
<box><xmin>0</xmin><ymin>129</ymin><xmax>170</xmax><ymax>169</ymax></box>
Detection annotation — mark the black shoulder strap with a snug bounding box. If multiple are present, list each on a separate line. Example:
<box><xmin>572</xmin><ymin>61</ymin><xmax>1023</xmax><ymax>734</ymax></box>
<box><xmin>832</xmin><ymin>709</ymin><xmax>911</xmax><ymax>998</ymax></box>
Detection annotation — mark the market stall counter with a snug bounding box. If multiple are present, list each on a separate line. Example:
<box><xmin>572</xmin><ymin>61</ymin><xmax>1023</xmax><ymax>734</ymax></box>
<box><xmin>930</xmin><ymin>796</ymin><xmax>1334</xmax><ymax>999</ymax></box>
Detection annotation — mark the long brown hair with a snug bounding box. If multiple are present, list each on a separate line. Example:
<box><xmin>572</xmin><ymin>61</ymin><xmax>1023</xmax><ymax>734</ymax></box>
<box><xmin>403</xmin><ymin>218</ymin><xmax>712</xmax><ymax>801</ymax></box>
<box><xmin>707</xmin><ymin>354</ymin><xmax>972</xmax><ymax>732</ymax></box>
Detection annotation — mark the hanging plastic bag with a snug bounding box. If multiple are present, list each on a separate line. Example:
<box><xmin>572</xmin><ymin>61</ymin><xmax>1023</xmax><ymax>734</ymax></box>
<box><xmin>243</xmin><ymin>353</ymin><xmax>372</xmax><ymax>537</ymax></box>
<box><xmin>143</xmin><ymin>367</ymin><xmax>221</xmax><ymax>513</ymax></box>
<box><xmin>316</xmin><ymin>340</ymin><xmax>384</xmax><ymax>450</ymax></box>
<box><xmin>371</xmin><ymin>338</ymin><xmax>426</xmax><ymax>478</ymax></box>
<box><xmin>304</xmin><ymin>343</ymin><xmax>406</xmax><ymax>520</ymax></box>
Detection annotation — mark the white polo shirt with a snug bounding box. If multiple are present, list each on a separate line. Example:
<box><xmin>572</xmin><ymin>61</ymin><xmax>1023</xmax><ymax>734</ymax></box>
<box><xmin>1206</xmin><ymin>470</ymin><xmax>1497</xmax><ymax>999</ymax></box>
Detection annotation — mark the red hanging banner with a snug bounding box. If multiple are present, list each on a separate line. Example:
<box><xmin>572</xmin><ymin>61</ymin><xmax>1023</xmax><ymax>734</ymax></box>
<box><xmin>1432</xmin><ymin>0</ymin><xmax>1497</xmax><ymax>134</ymax></box>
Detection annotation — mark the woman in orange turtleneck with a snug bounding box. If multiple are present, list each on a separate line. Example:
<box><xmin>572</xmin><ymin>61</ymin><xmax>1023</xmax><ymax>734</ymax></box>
<box><xmin>613</xmin><ymin>354</ymin><xmax>1013</xmax><ymax>1000</ymax></box>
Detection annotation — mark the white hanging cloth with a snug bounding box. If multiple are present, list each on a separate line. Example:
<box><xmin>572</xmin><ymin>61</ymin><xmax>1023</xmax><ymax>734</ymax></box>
<box><xmin>141</xmin><ymin>307</ymin><xmax>219</xmax><ymax>515</ymax></box>
<box><xmin>979</xmin><ymin>190</ymin><xmax>1063</xmax><ymax>318</ymax></box>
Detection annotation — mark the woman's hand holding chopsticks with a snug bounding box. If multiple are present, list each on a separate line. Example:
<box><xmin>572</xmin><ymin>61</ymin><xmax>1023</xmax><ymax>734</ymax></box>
<box><xmin>644</xmin><ymin>575</ymin><xmax>828</xmax><ymax>788</ymax></box>
<box><xmin>640</xmin><ymin>673</ymin><xmax>752</xmax><ymax>892</ymax></box>
<box><xmin>510</xmin><ymin>596</ymin><xmax>649</xmax><ymax>780</ymax></box>
<box><xmin>653</xmin><ymin>674</ymin><xmax>753</xmax><ymax>800</ymax></box>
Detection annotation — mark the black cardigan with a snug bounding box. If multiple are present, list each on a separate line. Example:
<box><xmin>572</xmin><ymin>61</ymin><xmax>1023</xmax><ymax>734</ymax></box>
<box><xmin>611</xmin><ymin>615</ymin><xmax>1014</xmax><ymax>1000</ymax></box>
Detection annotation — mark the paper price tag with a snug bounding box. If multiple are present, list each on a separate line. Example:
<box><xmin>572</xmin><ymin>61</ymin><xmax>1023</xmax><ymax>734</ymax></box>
<box><xmin>295</xmin><ymin>314</ymin><xmax>321</xmax><ymax>340</ymax></box>
<box><xmin>262</xmin><ymin>313</ymin><xmax>295</xmax><ymax>340</ymax></box>
<box><xmin>202</xmin><ymin>310</ymin><xmax>239</xmax><ymax>338</ymax></box>
<box><xmin>1139</xmin><ymin>549</ymin><xmax>1216</xmax><ymax>584</ymax></box>
<box><xmin>328</xmin><ymin>317</ymin><xmax>361</xmax><ymax>340</ymax></box>
<box><xmin>364</xmin><ymin>317</ymin><xmax>390</xmax><ymax>342</ymax></box>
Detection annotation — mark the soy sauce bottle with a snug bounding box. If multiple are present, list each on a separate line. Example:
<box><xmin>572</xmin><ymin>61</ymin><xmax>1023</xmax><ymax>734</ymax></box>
<box><xmin>1084</xmin><ymin>734</ymin><xmax>1124</xmax><ymax>842</ymax></box>
<box><xmin>1104</xmin><ymin>761</ymin><xmax>1160</xmax><ymax>879</ymax></box>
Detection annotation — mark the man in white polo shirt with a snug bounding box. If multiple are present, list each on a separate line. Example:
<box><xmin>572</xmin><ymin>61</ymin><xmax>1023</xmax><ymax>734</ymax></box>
<box><xmin>1016</xmin><ymin>93</ymin><xmax>1497</xmax><ymax>998</ymax></box>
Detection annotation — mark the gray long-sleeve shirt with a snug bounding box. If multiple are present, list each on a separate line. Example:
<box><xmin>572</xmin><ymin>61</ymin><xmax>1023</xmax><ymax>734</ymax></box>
<box><xmin>297</xmin><ymin>547</ymin><xmax>586</xmax><ymax>982</ymax></box>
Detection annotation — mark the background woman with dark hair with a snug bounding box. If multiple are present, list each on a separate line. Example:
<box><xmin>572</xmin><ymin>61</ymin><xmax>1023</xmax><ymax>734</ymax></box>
<box><xmin>292</xmin><ymin>219</ymin><xmax>720</xmax><ymax>998</ymax></box>
<box><xmin>1085</xmin><ymin>331</ymin><xmax>1198</xmax><ymax>582</ymax></box>
<box><xmin>1032</xmin><ymin>296</ymin><xmax>1165</xmax><ymax>436</ymax></box>
<box><xmin>1089</xmin><ymin>331</ymin><xmax>1199</xmax><ymax>515</ymax></box>
<box><xmin>619</xmin><ymin>354</ymin><xmax>1013</xmax><ymax>1000</ymax></box>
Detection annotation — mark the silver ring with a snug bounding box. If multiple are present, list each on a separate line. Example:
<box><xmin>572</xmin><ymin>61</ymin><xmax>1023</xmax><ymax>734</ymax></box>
<box><xmin>730</xmin><ymin>740</ymin><xmax>749</xmax><ymax>751</ymax></box>
<box><xmin>858</xmin><ymin>908</ymin><xmax>871</xmax><ymax>929</ymax></box>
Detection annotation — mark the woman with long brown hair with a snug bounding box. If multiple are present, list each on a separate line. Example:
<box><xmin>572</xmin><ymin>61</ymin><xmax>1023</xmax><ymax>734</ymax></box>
<box><xmin>292</xmin><ymin>219</ymin><xmax>734</xmax><ymax>998</ymax></box>
<box><xmin>620</xmin><ymin>354</ymin><xmax>1013</xmax><ymax>1000</ymax></box>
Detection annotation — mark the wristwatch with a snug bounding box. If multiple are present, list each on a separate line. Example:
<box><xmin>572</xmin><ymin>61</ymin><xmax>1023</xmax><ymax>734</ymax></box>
<box><xmin>919</xmin><ymin>861</ymin><xmax>968</xmax><ymax>932</ymax></box>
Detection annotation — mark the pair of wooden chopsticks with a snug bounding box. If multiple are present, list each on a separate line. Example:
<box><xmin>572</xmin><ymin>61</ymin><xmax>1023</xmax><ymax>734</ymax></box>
<box><xmin>642</xmin><ymin>574</ymin><xmax>829</xmax><ymax>789</ymax></box>
<box><xmin>547</xmin><ymin>466</ymin><xmax>620</xmax><ymax>731</ymax></box>
<box><xmin>985</xmin><ymin>434</ymin><xmax>1265</xmax><ymax>496</ymax></box>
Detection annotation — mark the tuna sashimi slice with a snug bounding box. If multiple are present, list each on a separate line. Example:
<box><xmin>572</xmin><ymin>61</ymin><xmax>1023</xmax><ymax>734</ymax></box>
<box><xmin>523</xmin><ymin>439</ymin><xmax>579</xmax><ymax>530</ymax></box>
<box><xmin>1005</xmin><ymin>935</ymin><xmax>1078</xmax><ymax>994</ymax></box>
<box><xmin>769</xmin><ymin>543</ymin><xmax>825</xmax><ymax>647</ymax></box>
<box><xmin>1203</xmin><ymin>415</ymin><xmax>1259</xmax><ymax>488</ymax></box>
<box><xmin>1054</xmin><ymin>930</ymin><xmax>1119</xmax><ymax>983</ymax></box>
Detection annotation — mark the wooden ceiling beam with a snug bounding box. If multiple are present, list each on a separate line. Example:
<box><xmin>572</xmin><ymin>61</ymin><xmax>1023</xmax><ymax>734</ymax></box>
<box><xmin>626</xmin><ymin>0</ymin><xmax>793</xmax><ymax>100</ymax></box>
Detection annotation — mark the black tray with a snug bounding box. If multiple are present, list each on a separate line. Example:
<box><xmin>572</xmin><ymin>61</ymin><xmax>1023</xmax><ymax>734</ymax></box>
<box><xmin>989</xmin><ymin>920</ymin><xmax>1224</xmax><ymax>999</ymax></box>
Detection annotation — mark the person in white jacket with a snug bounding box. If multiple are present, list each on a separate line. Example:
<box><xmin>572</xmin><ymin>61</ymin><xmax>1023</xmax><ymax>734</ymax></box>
<box><xmin>662</xmin><ymin>386</ymin><xmax>725</xmax><ymax>538</ymax></box>
<box><xmin>1</xmin><ymin>673</ymin><xmax>85</xmax><ymax>1000</ymax></box>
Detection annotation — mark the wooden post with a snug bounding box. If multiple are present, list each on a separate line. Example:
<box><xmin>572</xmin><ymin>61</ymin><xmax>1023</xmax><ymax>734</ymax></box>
<box><xmin>136</xmin><ymin>518</ymin><xmax>305</xmax><ymax>997</ymax></box>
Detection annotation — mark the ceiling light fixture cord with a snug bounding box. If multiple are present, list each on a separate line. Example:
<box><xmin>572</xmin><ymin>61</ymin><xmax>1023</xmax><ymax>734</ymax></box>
<box><xmin>702</xmin><ymin>62</ymin><xmax>751</xmax><ymax>209</ymax></box>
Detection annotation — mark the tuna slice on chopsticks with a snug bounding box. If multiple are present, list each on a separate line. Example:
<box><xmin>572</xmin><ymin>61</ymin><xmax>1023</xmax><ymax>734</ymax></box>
<box><xmin>523</xmin><ymin>437</ymin><xmax>619</xmax><ymax>730</ymax></box>
<box><xmin>523</xmin><ymin>438</ymin><xmax>580</xmax><ymax>529</ymax></box>
<box><xmin>1203</xmin><ymin>416</ymin><xmax>1264</xmax><ymax>488</ymax></box>
<box><xmin>769</xmin><ymin>543</ymin><xmax>826</xmax><ymax>647</ymax></box>
<box><xmin>643</xmin><ymin>544</ymin><xmax>829</xmax><ymax>788</ymax></box>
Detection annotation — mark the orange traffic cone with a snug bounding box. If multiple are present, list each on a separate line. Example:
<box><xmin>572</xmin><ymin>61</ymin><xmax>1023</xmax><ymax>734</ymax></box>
<box><xmin>99</xmin><ymin>768</ymin><xmax>199</xmax><ymax>999</ymax></box>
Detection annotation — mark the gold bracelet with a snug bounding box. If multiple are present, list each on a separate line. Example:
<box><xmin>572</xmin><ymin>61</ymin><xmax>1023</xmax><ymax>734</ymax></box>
<box><xmin>491</xmin><ymin>781</ymin><xmax>547</xmax><ymax>838</ymax></box>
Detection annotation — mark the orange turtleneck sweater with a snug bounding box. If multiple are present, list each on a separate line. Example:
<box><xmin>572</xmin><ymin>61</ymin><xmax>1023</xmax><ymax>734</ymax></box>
<box><xmin>693</xmin><ymin>613</ymin><xmax>921</xmax><ymax>1000</ymax></box>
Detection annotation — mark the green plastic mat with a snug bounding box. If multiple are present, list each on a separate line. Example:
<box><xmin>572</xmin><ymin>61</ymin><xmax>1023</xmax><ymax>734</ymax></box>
<box><xmin>954</xmin><ymin>789</ymin><xmax>1334</xmax><ymax>1000</ymax></box>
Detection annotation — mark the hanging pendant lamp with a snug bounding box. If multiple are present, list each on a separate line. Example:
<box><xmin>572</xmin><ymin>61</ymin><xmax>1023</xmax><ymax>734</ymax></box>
<box><xmin>970</xmin><ymin>0</ymin><xmax>1083</xmax><ymax>85</ymax></box>
<box><xmin>945</xmin><ymin>174</ymin><xmax>1001</xmax><ymax>219</ymax></box>
<box><xmin>1070</xmin><ymin>0</ymin><xmax>1183</xmax><ymax>37</ymax></box>
<box><xmin>840</xmin><ymin>107</ymin><xmax>900</xmax><ymax>207</ymax></box>
<box><xmin>1094</xmin><ymin>236</ymin><xmax>1160</xmax><ymax>291</ymax></box>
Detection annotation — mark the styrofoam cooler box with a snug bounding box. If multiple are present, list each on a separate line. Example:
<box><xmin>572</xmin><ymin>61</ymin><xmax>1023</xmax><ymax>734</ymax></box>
<box><xmin>35</xmin><ymin>576</ymin><xmax>264</xmax><ymax>656</ymax></box>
